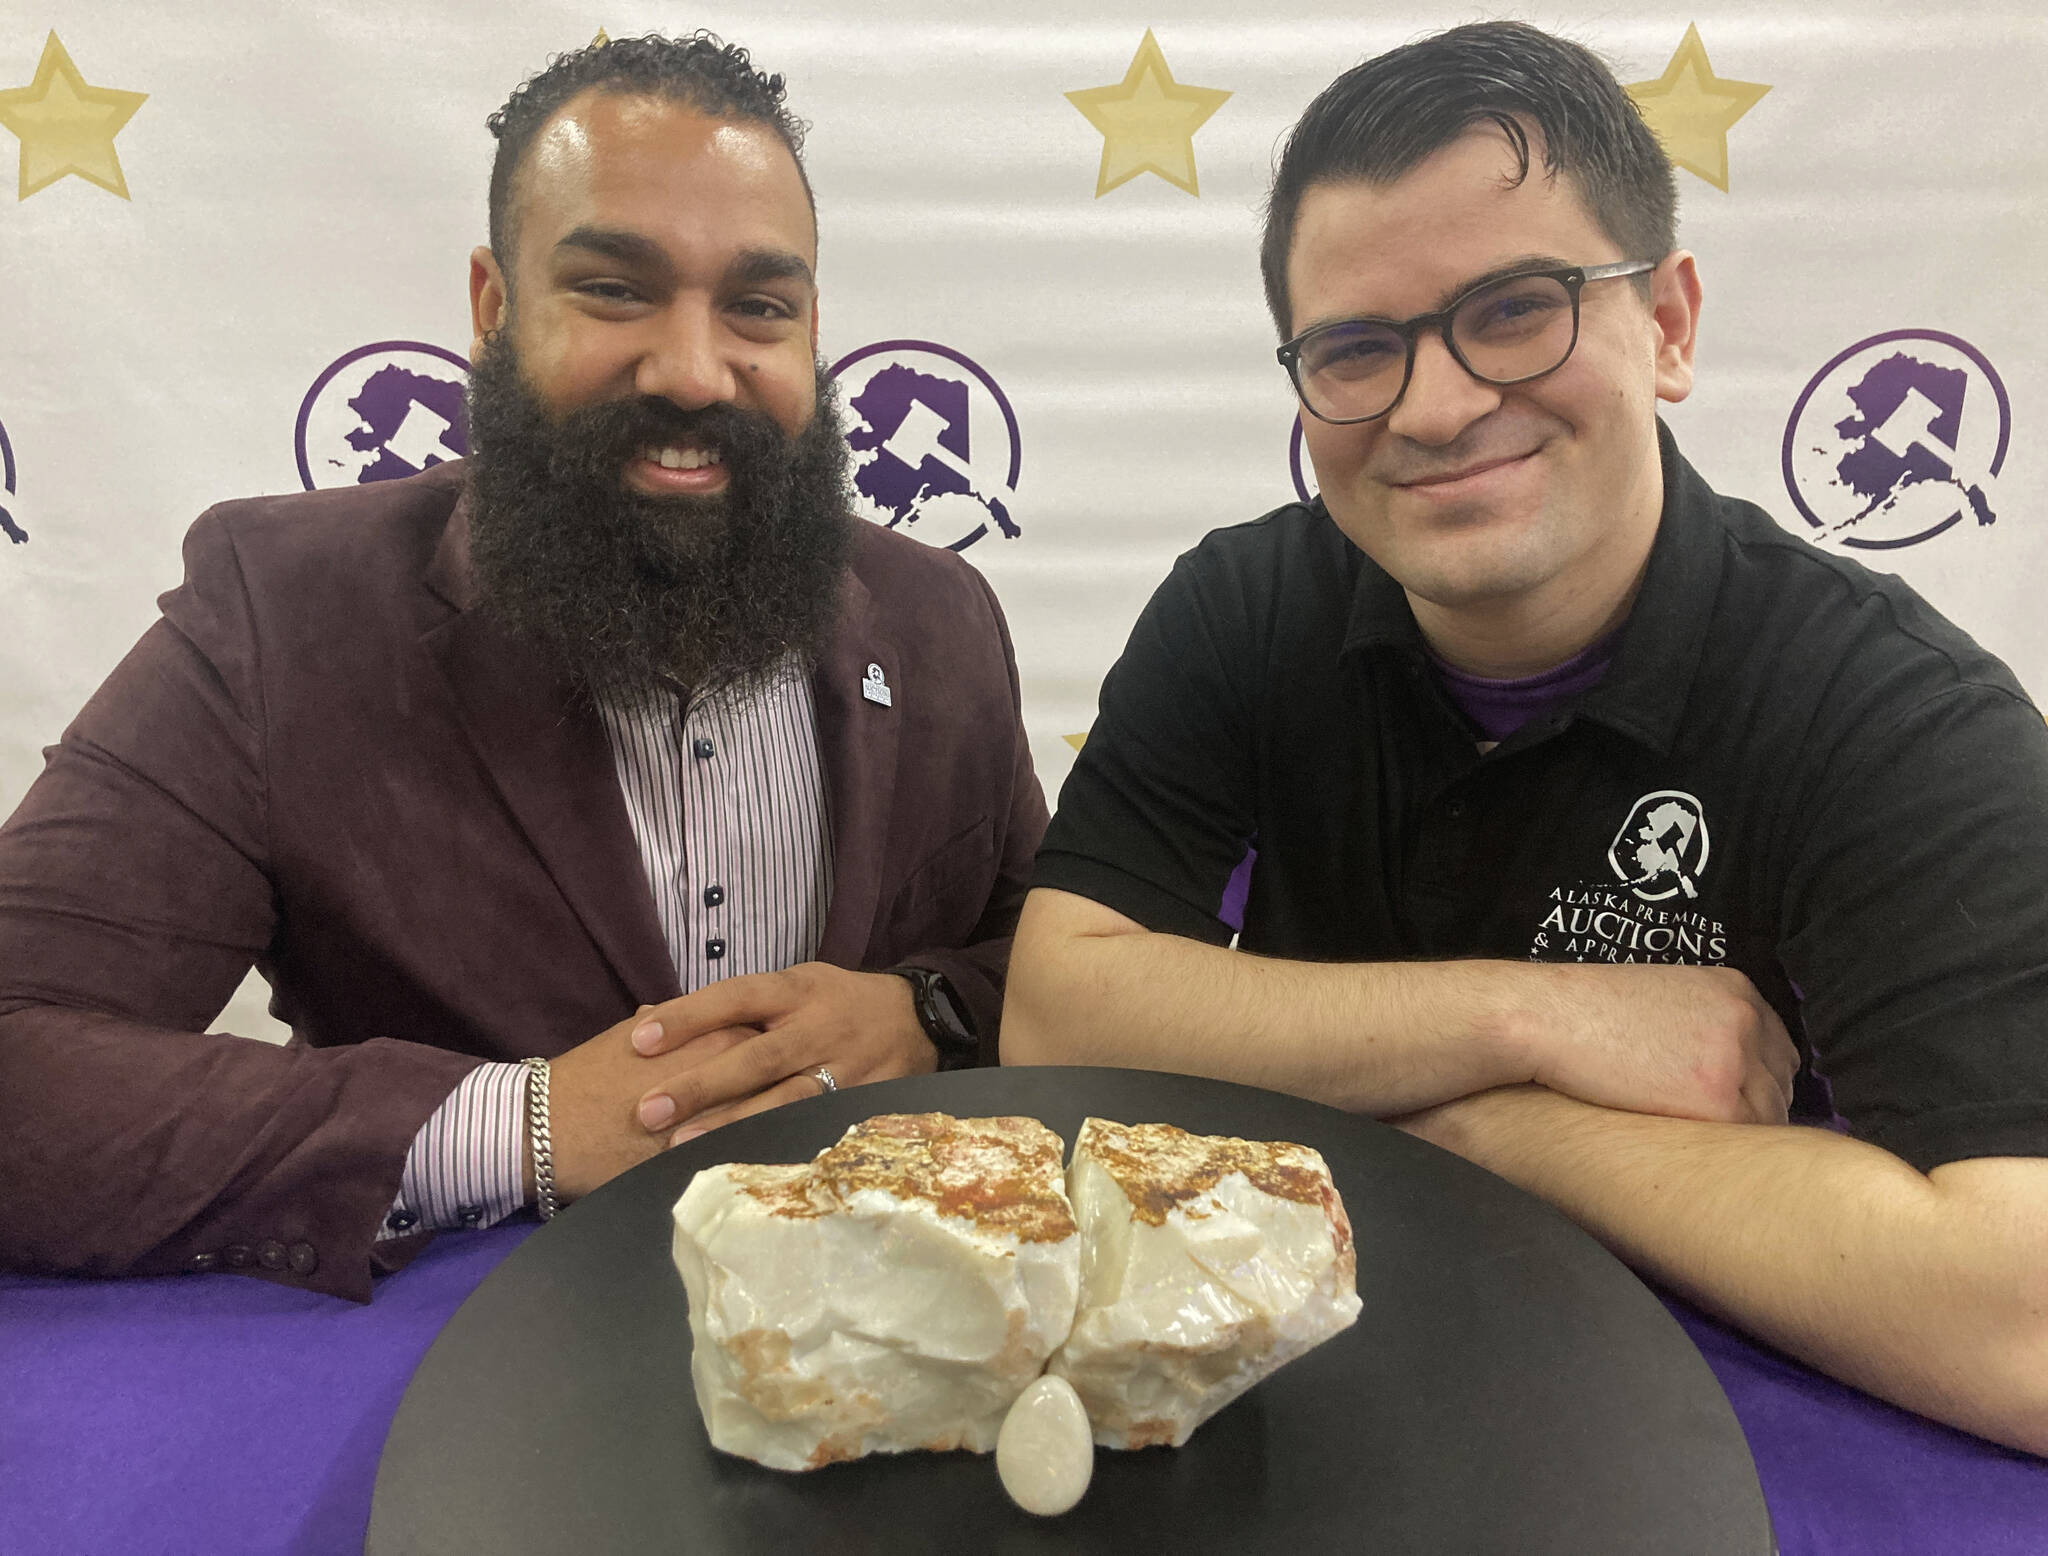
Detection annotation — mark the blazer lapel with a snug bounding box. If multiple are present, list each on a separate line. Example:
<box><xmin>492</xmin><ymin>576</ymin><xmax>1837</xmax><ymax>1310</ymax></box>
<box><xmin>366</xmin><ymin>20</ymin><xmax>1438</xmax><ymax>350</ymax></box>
<box><xmin>420</xmin><ymin>493</ymin><xmax>680</xmax><ymax>1007</ymax></box>
<box><xmin>813</xmin><ymin>564</ymin><xmax>901</xmax><ymax>968</ymax></box>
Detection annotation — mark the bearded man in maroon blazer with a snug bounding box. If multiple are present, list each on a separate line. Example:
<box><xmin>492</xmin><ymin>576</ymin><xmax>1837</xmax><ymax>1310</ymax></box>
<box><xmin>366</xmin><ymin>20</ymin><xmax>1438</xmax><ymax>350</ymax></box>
<box><xmin>0</xmin><ymin>34</ymin><xmax>1047</xmax><ymax>1301</ymax></box>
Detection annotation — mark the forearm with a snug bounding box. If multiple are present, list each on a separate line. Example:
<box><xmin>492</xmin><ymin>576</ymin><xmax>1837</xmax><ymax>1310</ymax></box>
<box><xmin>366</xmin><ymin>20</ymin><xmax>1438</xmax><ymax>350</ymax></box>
<box><xmin>1003</xmin><ymin>891</ymin><xmax>1538</xmax><ymax>1113</ymax></box>
<box><xmin>1407</xmin><ymin>1088</ymin><xmax>2048</xmax><ymax>1456</ymax></box>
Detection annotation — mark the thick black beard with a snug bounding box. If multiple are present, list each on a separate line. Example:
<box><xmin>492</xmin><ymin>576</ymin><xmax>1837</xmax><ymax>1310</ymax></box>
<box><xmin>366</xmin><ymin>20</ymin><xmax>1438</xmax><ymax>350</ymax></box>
<box><xmin>464</xmin><ymin>333</ymin><xmax>854</xmax><ymax>709</ymax></box>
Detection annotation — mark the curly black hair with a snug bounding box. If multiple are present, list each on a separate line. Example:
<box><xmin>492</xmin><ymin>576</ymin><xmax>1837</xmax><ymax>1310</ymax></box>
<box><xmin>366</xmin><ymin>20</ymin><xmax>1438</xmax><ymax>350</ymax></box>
<box><xmin>486</xmin><ymin>30</ymin><xmax>812</xmax><ymax>270</ymax></box>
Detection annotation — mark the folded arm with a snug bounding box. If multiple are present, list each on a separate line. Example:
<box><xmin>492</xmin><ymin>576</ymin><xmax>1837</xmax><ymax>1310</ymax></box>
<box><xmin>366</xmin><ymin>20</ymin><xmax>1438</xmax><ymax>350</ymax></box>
<box><xmin>1397</xmin><ymin>1086</ymin><xmax>2048</xmax><ymax>1456</ymax></box>
<box><xmin>1002</xmin><ymin>886</ymin><xmax>1796</xmax><ymax>1124</ymax></box>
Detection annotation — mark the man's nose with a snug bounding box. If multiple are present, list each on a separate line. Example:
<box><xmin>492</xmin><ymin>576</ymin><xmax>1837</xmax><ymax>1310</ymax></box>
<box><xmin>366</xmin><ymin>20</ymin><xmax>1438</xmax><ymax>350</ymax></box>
<box><xmin>634</xmin><ymin>304</ymin><xmax>738</xmax><ymax>410</ymax></box>
<box><xmin>1384</xmin><ymin>330</ymin><xmax>1500</xmax><ymax>445</ymax></box>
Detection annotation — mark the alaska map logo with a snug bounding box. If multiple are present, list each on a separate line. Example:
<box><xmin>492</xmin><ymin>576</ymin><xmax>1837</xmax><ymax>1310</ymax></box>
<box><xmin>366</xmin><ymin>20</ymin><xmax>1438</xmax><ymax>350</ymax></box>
<box><xmin>830</xmin><ymin>340</ymin><xmax>1022</xmax><ymax>552</ymax></box>
<box><xmin>1782</xmin><ymin>329</ymin><xmax>2011</xmax><ymax>550</ymax></box>
<box><xmin>1529</xmin><ymin>791</ymin><xmax>1727</xmax><ymax>965</ymax></box>
<box><xmin>296</xmin><ymin>342</ymin><xmax>470</xmax><ymax>491</ymax></box>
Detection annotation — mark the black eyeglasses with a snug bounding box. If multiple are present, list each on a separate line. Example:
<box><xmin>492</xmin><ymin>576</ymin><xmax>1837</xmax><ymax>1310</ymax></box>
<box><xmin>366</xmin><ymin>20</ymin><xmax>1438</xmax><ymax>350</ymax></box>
<box><xmin>1277</xmin><ymin>259</ymin><xmax>1658</xmax><ymax>425</ymax></box>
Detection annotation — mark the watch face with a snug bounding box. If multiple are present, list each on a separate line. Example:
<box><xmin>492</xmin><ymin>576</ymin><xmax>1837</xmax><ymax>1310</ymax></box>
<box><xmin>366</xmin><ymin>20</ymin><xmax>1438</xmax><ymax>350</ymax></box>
<box><xmin>896</xmin><ymin>968</ymin><xmax>979</xmax><ymax>1067</ymax></box>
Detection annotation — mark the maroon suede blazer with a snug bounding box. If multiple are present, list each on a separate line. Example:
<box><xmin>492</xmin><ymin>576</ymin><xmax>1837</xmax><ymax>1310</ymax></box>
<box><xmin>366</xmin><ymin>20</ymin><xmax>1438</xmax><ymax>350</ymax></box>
<box><xmin>0</xmin><ymin>462</ymin><xmax>1048</xmax><ymax>1299</ymax></box>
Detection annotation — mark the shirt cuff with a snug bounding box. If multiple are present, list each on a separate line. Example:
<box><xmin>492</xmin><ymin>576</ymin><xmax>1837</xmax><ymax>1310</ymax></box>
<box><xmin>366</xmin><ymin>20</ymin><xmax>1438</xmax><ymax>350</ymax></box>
<box><xmin>375</xmin><ymin>1061</ymin><xmax>530</xmax><ymax>1240</ymax></box>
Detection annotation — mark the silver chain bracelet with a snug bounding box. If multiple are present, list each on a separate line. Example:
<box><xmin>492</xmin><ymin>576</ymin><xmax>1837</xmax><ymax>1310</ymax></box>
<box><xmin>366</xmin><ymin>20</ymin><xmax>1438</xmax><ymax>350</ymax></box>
<box><xmin>524</xmin><ymin>1056</ymin><xmax>558</xmax><ymax>1222</ymax></box>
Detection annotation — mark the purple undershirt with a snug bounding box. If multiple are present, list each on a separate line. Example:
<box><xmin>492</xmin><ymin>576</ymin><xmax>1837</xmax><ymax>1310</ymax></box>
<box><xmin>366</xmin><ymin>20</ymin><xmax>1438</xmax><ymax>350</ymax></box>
<box><xmin>1428</xmin><ymin>626</ymin><xmax>1622</xmax><ymax>744</ymax></box>
<box><xmin>1215</xmin><ymin>629</ymin><xmax>1621</xmax><ymax>933</ymax></box>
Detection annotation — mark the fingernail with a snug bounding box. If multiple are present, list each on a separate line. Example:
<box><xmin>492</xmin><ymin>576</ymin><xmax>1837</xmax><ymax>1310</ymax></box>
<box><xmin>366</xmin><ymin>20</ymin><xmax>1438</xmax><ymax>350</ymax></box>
<box><xmin>671</xmin><ymin>1127</ymin><xmax>706</xmax><ymax>1146</ymax></box>
<box><xmin>631</xmin><ymin>1020</ymin><xmax>662</xmax><ymax>1054</ymax></box>
<box><xmin>638</xmin><ymin>1095</ymin><xmax>676</xmax><ymax>1129</ymax></box>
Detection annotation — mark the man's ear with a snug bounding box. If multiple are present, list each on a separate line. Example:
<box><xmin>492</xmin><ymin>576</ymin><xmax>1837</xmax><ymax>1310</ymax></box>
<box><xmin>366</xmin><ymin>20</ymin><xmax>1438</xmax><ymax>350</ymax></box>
<box><xmin>469</xmin><ymin>247</ymin><xmax>508</xmax><ymax>362</ymax></box>
<box><xmin>1650</xmin><ymin>250</ymin><xmax>1703</xmax><ymax>406</ymax></box>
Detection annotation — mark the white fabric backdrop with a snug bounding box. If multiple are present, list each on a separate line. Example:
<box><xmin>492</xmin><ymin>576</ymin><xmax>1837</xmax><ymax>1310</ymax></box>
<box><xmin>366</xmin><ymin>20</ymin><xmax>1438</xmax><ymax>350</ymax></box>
<box><xmin>3</xmin><ymin>3</ymin><xmax>2040</xmax><ymax>1040</ymax></box>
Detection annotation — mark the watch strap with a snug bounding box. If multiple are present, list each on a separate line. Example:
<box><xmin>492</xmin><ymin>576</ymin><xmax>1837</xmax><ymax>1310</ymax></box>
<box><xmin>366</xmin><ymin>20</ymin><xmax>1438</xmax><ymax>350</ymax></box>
<box><xmin>886</xmin><ymin>965</ymin><xmax>980</xmax><ymax>1070</ymax></box>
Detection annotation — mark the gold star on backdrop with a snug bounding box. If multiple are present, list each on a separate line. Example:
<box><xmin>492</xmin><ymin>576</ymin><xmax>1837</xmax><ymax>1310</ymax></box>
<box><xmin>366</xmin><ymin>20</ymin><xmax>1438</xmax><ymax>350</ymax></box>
<box><xmin>1066</xmin><ymin>30</ymin><xmax>1230</xmax><ymax>197</ymax></box>
<box><xmin>1063</xmin><ymin>732</ymin><xmax>1089</xmax><ymax>752</ymax></box>
<box><xmin>1625</xmin><ymin>23</ymin><xmax>1769</xmax><ymax>192</ymax></box>
<box><xmin>591</xmin><ymin>28</ymin><xmax>610</xmax><ymax>46</ymax></box>
<box><xmin>0</xmin><ymin>31</ymin><xmax>147</xmax><ymax>201</ymax></box>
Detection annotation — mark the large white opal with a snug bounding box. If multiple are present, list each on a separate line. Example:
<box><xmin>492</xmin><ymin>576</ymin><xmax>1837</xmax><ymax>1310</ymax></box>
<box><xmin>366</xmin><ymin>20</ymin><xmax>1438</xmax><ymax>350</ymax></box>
<box><xmin>1048</xmin><ymin>1117</ymin><xmax>1361</xmax><ymax>1449</ymax></box>
<box><xmin>671</xmin><ymin>1113</ymin><xmax>1081</xmax><ymax>1472</ymax></box>
<box><xmin>996</xmin><ymin>1373</ymin><xmax>1095</xmax><ymax>1516</ymax></box>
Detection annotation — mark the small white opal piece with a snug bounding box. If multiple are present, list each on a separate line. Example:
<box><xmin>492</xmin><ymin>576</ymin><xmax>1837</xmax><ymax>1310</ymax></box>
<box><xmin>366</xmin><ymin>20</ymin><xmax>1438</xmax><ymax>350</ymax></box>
<box><xmin>996</xmin><ymin>1373</ymin><xmax>1095</xmax><ymax>1516</ymax></box>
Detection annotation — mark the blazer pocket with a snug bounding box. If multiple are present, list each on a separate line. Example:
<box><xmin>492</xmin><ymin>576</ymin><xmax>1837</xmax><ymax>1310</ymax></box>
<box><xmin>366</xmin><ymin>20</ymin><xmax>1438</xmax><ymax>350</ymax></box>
<box><xmin>882</xmin><ymin>814</ymin><xmax>996</xmax><ymax>946</ymax></box>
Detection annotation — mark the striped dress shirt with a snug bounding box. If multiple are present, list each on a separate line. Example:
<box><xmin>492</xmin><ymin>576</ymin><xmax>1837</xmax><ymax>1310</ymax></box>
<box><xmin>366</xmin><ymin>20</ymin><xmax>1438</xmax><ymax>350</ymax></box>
<box><xmin>377</xmin><ymin>667</ymin><xmax>831</xmax><ymax>1240</ymax></box>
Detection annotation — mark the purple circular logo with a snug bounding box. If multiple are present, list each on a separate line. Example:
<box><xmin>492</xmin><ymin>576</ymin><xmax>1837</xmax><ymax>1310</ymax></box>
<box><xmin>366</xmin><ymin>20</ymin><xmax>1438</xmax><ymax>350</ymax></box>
<box><xmin>1782</xmin><ymin>329</ymin><xmax>2011</xmax><ymax>550</ymax></box>
<box><xmin>1287</xmin><ymin>418</ymin><xmax>1319</xmax><ymax>506</ymax></box>
<box><xmin>295</xmin><ymin>341</ymin><xmax>470</xmax><ymax>492</ymax></box>
<box><xmin>829</xmin><ymin>339</ymin><xmax>1022</xmax><ymax>551</ymax></box>
<box><xmin>0</xmin><ymin>416</ymin><xmax>22</xmax><ymax>546</ymax></box>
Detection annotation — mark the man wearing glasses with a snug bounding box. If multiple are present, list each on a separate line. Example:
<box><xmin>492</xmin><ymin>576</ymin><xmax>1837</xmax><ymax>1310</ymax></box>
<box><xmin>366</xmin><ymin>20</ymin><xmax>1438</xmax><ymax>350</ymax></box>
<box><xmin>1006</xmin><ymin>22</ymin><xmax>2048</xmax><ymax>1454</ymax></box>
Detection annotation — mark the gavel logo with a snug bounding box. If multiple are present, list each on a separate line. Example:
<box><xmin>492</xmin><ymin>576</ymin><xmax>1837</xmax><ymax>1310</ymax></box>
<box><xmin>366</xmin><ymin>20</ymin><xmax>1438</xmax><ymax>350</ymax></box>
<box><xmin>1781</xmin><ymin>330</ymin><xmax>2010</xmax><ymax>552</ymax></box>
<box><xmin>831</xmin><ymin>340</ymin><xmax>1024</xmax><ymax>553</ymax></box>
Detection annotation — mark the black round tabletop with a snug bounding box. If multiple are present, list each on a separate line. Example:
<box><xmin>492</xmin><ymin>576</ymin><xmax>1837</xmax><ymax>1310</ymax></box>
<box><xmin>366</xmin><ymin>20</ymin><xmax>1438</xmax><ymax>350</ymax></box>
<box><xmin>367</xmin><ymin>1067</ymin><xmax>1773</xmax><ymax>1555</ymax></box>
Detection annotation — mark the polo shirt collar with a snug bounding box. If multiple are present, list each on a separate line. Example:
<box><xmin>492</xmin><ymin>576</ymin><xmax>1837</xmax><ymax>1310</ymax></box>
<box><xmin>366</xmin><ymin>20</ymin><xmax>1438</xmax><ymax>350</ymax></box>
<box><xmin>1336</xmin><ymin>419</ymin><xmax>1724</xmax><ymax>756</ymax></box>
<box><xmin>1575</xmin><ymin>421</ymin><xmax>1723</xmax><ymax>755</ymax></box>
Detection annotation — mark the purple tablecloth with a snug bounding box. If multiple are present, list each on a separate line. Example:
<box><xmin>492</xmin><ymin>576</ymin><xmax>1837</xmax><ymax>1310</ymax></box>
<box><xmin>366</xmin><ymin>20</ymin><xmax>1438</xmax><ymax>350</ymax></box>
<box><xmin>4</xmin><ymin>1223</ymin><xmax>2044</xmax><ymax>1555</ymax></box>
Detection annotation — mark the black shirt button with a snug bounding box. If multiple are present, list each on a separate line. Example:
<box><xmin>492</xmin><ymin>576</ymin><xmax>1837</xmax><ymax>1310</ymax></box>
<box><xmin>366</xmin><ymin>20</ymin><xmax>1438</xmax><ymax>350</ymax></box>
<box><xmin>457</xmin><ymin>1205</ymin><xmax>484</xmax><ymax>1228</ymax></box>
<box><xmin>386</xmin><ymin>1210</ymin><xmax>419</xmax><ymax>1233</ymax></box>
<box><xmin>256</xmin><ymin>1239</ymin><xmax>288</xmax><ymax>1271</ymax></box>
<box><xmin>224</xmin><ymin>1243</ymin><xmax>254</xmax><ymax>1269</ymax></box>
<box><xmin>188</xmin><ymin>1251</ymin><xmax>220</xmax><ymax>1273</ymax></box>
<box><xmin>1446</xmin><ymin>799</ymin><xmax>1467</xmax><ymax>819</ymax></box>
<box><xmin>692</xmin><ymin>736</ymin><xmax>715</xmax><ymax>760</ymax></box>
<box><xmin>705</xmin><ymin>938</ymin><xmax>726</xmax><ymax>960</ymax></box>
<box><xmin>287</xmin><ymin>1242</ymin><xmax>319</xmax><ymax>1277</ymax></box>
<box><xmin>703</xmin><ymin>884</ymin><xmax>725</xmax><ymax>907</ymax></box>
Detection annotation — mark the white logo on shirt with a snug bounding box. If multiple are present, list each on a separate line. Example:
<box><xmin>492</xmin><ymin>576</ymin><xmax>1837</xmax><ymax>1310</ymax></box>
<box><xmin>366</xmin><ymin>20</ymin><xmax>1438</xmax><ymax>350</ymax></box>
<box><xmin>1609</xmin><ymin>790</ymin><xmax>1710</xmax><ymax>902</ymax></box>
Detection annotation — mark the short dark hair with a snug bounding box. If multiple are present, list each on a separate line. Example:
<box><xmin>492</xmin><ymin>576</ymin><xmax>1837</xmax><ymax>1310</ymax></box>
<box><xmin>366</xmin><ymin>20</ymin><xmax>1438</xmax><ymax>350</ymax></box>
<box><xmin>486</xmin><ymin>31</ymin><xmax>812</xmax><ymax>272</ymax></box>
<box><xmin>1259</xmin><ymin>21</ymin><xmax>1676</xmax><ymax>337</ymax></box>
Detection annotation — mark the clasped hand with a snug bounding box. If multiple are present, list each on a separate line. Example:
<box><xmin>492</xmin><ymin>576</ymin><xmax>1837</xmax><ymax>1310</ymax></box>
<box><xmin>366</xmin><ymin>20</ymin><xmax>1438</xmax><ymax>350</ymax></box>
<box><xmin>1517</xmin><ymin>962</ymin><xmax>1800</xmax><ymax>1126</ymax></box>
<box><xmin>542</xmin><ymin>964</ymin><xmax>937</xmax><ymax>1202</ymax></box>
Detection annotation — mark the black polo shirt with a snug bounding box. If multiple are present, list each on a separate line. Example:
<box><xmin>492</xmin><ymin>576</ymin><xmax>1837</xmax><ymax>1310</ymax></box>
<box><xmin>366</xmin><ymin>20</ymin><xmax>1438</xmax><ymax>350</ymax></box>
<box><xmin>1037</xmin><ymin>424</ymin><xmax>2048</xmax><ymax>1171</ymax></box>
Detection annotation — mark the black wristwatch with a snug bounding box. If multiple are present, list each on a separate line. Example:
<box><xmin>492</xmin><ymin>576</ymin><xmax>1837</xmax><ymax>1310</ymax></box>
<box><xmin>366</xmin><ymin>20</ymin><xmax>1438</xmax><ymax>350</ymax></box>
<box><xmin>888</xmin><ymin>966</ymin><xmax>981</xmax><ymax>1070</ymax></box>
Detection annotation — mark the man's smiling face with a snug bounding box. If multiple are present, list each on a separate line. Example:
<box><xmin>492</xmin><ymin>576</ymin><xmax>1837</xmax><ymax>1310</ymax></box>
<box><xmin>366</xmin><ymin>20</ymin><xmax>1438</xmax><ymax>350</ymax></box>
<box><xmin>1288</xmin><ymin>124</ymin><xmax>1698</xmax><ymax>657</ymax></box>
<box><xmin>460</xmin><ymin>89</ymin><xmax>852</xmax><ymax>707</ymax></box>
<box><xmin>474</xmin><ymin>88</ymin><xmax>820</xmax><ymax>501</ymax></box>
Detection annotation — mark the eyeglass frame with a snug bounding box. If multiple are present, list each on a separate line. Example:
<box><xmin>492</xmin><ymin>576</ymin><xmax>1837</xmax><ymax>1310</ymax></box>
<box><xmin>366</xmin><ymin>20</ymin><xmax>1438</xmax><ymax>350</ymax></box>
<box><xmin>1275</xmin><ymin>258</ymin><xmax>1660</xmax><ymax>426</ymax></box>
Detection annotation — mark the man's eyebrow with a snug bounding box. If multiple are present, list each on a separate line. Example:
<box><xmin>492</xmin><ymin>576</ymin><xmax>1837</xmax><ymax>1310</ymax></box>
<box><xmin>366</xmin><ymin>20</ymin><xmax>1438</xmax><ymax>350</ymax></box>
<box><xmin>728</xmin><ymin>248</ymin><xmax>815</xmax><ymax>290</ymax></box>
<box><xmin>1428</xmin><ymin>254</ymin><xmax>1570</xmax><ymax>311</ymax></box>
<box><xmin>553</xmin><ymin>225</ymin><xmax>673</xmax><ymax>275</ymax></box>
<box><xmin>1298</xmin><ymin>253</ymin><xmax>1572</xmax><ymax>336</ymax></box>
<box><xmin>549</xmin><ymin>231</ymin><xmax>813</xmax><ymax>293</ymax></box>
